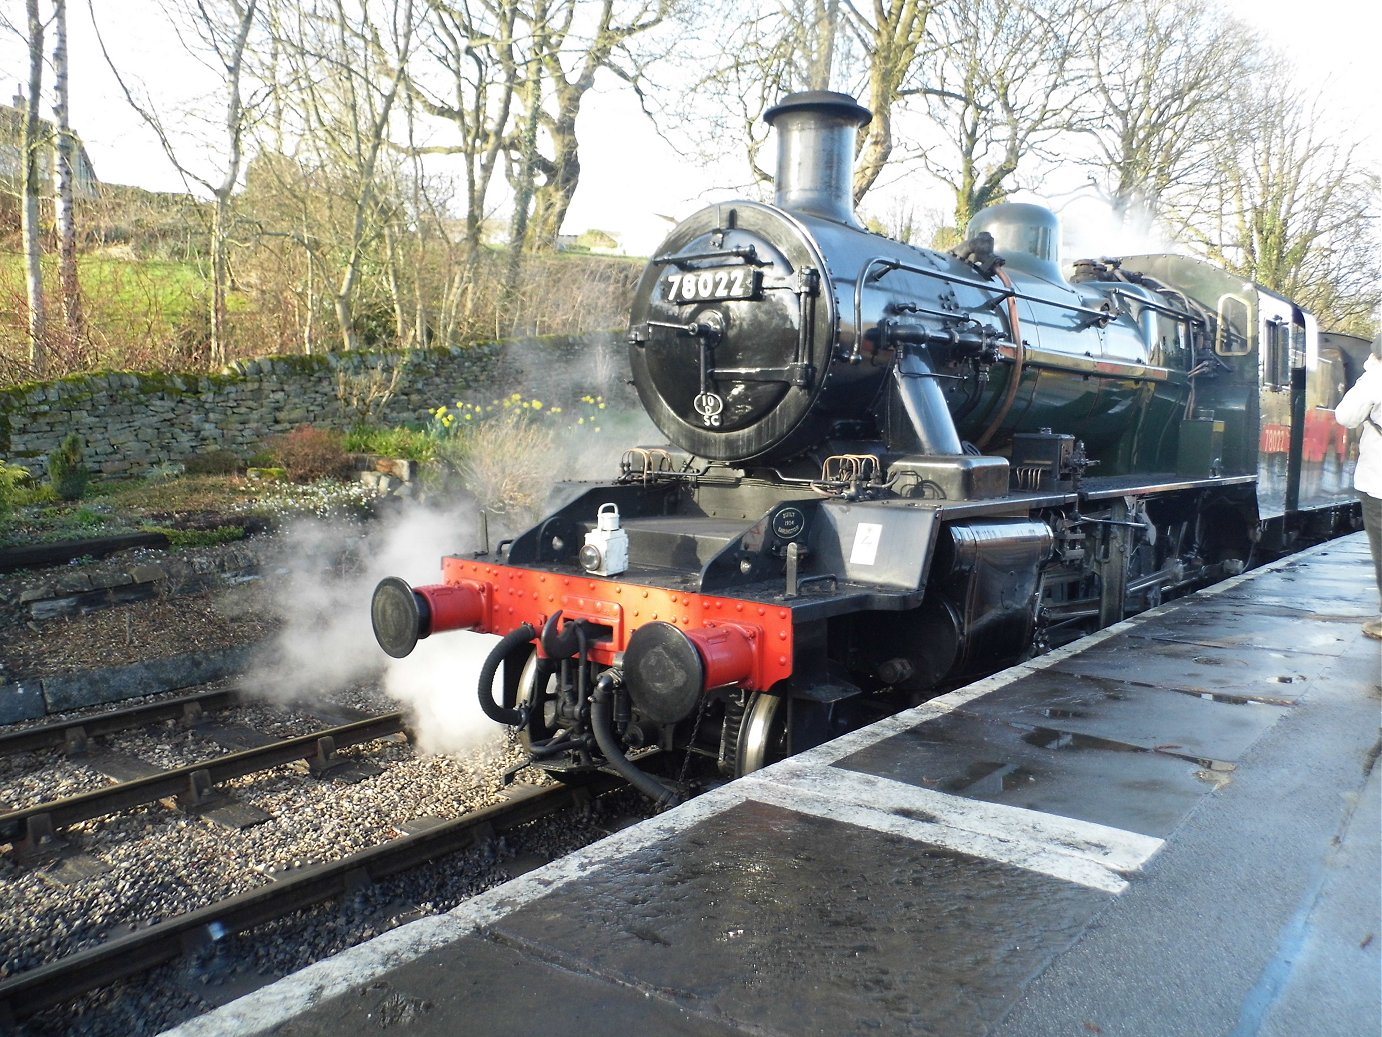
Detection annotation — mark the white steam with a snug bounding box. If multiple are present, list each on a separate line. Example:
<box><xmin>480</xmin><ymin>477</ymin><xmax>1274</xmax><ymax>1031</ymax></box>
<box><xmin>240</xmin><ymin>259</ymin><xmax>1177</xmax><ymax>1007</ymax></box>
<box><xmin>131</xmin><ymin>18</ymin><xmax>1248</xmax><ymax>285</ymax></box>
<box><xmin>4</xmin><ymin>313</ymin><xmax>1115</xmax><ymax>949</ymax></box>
<box><xmin>250</xmin><ymin>503</ymin><xmax>504</xmax><ymax>757</ymax></box>
<box><xmin>247</xmin><ymin>408</ymin><xmax>660</xmax><ymax>758</ymax></box>
<box><xmin>1056</xmin><ymin>194</ymin><xmax>1181</xmax><ymax>263</ymax></box>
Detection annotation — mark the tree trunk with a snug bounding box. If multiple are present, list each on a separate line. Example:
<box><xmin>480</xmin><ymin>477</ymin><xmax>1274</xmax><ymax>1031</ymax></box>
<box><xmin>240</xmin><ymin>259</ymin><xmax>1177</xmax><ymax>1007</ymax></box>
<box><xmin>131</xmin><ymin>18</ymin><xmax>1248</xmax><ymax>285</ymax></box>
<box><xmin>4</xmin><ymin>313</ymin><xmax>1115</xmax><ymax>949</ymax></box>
<box><xmin>209</xmin><ymin>0</ymin><xmax>259</xmax><ymax>368</ymax></box>
<box><xmin>503</xmin><ymin>51</ymin><xmax>544</xmax><ymax>323</ymax></box>
<box><xmin>211</xmin><ymin>197</ymin><xmax>231</xmax><ymax>366</ymax></box>
<box><xmin>22</xmin><ymin>0</ymin><xmax>48</xmax><ymax>379</ymax></box>
<box><xmin>53</xmin><ymin>0</ymin><xmax>85</xmax><ymax>357</ymax></box>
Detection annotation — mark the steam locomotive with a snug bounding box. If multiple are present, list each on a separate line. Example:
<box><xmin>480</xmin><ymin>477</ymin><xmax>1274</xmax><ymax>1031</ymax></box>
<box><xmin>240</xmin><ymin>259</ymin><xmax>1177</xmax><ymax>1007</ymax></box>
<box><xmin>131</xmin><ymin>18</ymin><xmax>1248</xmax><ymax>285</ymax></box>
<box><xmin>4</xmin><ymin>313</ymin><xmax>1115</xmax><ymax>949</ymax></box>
<box><xmin>371</xmin><ymin>91</ymin><xmax>1365</xmax><ymax>803</ymax></box>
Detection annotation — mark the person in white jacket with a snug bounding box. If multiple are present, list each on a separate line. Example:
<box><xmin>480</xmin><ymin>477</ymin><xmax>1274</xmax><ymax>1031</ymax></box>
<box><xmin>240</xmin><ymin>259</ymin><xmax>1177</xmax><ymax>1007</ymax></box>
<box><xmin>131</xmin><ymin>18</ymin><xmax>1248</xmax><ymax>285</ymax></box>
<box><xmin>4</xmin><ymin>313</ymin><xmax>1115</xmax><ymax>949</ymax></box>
<box><xmin>1336</xmin><ymin>341</ymin><xmax>1382</xmax><ymax>640</ymax></box>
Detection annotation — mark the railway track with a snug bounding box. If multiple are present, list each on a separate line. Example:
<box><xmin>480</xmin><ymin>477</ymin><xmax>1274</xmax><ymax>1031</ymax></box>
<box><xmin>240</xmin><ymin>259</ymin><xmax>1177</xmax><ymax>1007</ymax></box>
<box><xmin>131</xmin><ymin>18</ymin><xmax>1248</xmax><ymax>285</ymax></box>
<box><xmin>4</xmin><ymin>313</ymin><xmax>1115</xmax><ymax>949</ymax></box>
<box><xmin>0</xmin><ymin>686</ymin><xmax>245</xmax><ymax>759</ymax></box>
<box><xmin>0</xmin><ymin>711</ymin><xmax>409</xmax><ymax>855</ymax></box>
<box><xmin>0</xmin><ymin>779</ymin><xmax>613</xmax><ymax>1024</ymax></box>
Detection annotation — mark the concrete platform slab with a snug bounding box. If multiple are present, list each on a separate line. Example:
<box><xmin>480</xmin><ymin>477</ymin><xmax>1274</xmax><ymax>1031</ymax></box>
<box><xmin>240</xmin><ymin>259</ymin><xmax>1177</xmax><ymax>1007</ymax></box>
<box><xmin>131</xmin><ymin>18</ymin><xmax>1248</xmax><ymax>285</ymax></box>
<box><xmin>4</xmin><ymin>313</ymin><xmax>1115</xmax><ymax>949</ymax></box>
<box><xmin>272</xmin><ymin>931</ymin><xmax>746</xmax><ymax>1037</ymax></box>
<box><xmin>834</xmin><ymin>709</ymin><xmax>1218</xmax><ymax>838</ymax></box>
<box><xmin>1045</xmin><ymin>632</ymin><xmax>1321</xmax><ymax>702</ymax></box>
<box><xmin>950</xmin><ymin>669</ymin><xmax>1289</xmax><ymax>763</ymax></box>
<box><xmin>1123</xmin><ymin>600</ymin><xmax>1359</xmax><ymax>658</ymax></box>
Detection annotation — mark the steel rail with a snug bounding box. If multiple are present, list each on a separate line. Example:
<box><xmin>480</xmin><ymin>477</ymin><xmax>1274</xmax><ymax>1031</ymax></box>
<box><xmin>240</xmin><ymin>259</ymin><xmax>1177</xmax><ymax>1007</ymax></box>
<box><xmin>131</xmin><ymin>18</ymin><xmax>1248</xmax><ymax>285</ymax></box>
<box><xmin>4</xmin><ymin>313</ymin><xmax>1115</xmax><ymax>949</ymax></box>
<box><xmin>0</xmin><ymin>780</ymin><xmax>613</xmax><ymax>1022</ymax></box>
<box><xmin>0</xmin><ymin>687</ymin><xmax>242</xmax><ymax>758</ymax></box>
<box><xmin>0</xmin><ymin>713</ymin><xmax>408</xmax><ymax>845</ymax></box>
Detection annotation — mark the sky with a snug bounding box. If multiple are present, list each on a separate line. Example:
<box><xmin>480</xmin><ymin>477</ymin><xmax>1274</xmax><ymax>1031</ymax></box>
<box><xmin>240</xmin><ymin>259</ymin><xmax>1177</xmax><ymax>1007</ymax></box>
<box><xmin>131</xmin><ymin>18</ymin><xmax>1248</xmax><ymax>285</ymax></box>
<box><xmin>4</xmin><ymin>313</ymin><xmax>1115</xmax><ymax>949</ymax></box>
<box><xmin>0</xmin><ymin>0</ymin><xmax>1374</xmax><ymax>258</ymax></box>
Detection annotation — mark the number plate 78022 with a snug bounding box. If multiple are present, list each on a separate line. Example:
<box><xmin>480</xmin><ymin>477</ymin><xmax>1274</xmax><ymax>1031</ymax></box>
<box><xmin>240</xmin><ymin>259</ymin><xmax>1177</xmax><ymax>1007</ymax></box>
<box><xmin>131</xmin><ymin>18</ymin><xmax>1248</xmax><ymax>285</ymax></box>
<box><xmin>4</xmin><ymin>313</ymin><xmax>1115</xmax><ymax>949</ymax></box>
<box><xmin>664</xmin><ymin>267</ymin><xmax>761</xmax><ymax>304</ymax></box>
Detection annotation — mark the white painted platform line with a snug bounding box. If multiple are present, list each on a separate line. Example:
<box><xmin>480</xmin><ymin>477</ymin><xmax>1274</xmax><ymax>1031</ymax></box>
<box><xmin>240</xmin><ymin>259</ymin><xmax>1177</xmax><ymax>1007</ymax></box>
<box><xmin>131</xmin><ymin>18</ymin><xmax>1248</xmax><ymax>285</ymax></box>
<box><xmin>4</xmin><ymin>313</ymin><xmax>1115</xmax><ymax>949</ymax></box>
<box><xmin>156</xmin><ymin>914</ymin><xmax>472</xmax><ymax>1037</ymax></box>
<box><xmin>744</xmin><ymin>763</ymin><xmax>1162</xmax><ymax>895</ymax></box>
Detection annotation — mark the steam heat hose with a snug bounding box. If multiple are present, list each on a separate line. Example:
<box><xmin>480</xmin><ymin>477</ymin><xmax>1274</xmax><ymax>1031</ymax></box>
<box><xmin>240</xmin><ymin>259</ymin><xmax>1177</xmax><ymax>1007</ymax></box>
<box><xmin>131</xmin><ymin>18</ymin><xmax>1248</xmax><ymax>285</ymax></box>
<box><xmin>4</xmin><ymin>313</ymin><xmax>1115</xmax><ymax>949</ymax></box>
<box><xmin>591</xmin><ymin>673</ymin><xmax>680</xmax><ymax>809</ymax></box>
<box><xmin>477</xmin><ymin>623</ymin><xmax>537</xmax><ymax>727</ymax></box>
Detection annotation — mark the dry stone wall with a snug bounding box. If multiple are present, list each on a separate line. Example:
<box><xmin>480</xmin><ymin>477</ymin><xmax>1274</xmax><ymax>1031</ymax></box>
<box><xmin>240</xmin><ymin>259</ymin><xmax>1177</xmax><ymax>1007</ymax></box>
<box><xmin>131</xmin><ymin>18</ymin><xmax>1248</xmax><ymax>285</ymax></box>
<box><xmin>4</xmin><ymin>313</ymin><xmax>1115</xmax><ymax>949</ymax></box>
<box><xmin>0</xmin><ymin>332</ymin><xmax>633</xmax><ymax>480</ymax></box>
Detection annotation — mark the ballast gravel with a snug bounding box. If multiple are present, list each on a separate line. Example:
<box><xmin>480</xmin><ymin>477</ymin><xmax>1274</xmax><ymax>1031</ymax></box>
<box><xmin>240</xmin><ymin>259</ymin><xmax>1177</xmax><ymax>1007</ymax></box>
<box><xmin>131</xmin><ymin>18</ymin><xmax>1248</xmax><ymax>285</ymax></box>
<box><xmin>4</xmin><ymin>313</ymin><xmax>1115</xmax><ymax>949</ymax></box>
<box><xmin>1</xmin><ymin>680</ymin><xmax>652</xmax><ymax>1037</ymax></box>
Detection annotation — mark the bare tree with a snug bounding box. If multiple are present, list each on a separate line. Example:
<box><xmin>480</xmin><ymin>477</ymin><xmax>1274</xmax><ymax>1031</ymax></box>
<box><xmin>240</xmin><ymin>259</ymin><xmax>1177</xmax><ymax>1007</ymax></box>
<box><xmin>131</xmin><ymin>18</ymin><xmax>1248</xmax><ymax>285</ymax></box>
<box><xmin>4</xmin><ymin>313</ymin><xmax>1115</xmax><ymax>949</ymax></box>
<box><xmin>20</xmin><ymin>0</ymin><xmax>48</xmax><ymax>377</ymax></box>
<box><xmin>403</xmin><ymin>0</ymin><xmax>671</xmax><ymax>322</ymax></box>
<box><xmin>850</xmin><ymin>0</ymin><xmax>936</xmax><ymax>202</ymax></box>
<box><xmin>521</xmin><ymin>0</ymin><xmax>673</xmax><ymax>250</ymax></box>
<box><xmin>656</xmin><ymin>0</ymin><xmax>935</xmax><ymax>208</ymax></box>
<box><xmin>268</xmin><ymin>0</ymin><xmax>418</xmax><ymax>352</ymax></box>
<box><xmin>504</xmin><ymin>4</ymin><xmax>545</xmax><ymax>312</ymax></box>
<box><xmin>90</xmin><ymin>0</ymin><xmax>264</xmax><ymax>367</ymax></box>
<box><xmin>52</xmin><ymin>0</ymin><xmax>85</xmax><ymax>355</ymax></box>
<box><xmin>918</xmin><ymin>0</ymin><xmax>1090</xmax><ymax>237</ymax></box>
<box><xmin>1178</xmin><ymin>72</ymin><xmax>1380</xmax><ymax>332</ymax></box>
<box><xmin>1076</xmin><ymin>0</ymin><xmax>1258</xmax><ymax>230</ymax></box>
<box><xmin>409</xmin><ymin>0</ymin><xmax>520</xmax><ymax>267</ymax></box>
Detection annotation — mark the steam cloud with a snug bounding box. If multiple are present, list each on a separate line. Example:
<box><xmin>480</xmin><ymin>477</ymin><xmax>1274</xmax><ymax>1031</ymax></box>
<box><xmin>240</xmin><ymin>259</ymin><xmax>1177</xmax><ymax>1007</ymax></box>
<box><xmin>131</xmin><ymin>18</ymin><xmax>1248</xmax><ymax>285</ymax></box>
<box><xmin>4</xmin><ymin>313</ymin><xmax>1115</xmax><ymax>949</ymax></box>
<box><xmin>249</xmin><ymin>504</ymin><xmax>504</xmax><ymax>757</ymax></box>
<box><xmin>247</xmin><ymin>407</ymin><xmax>658</xmax><ymax>758</ymax></box>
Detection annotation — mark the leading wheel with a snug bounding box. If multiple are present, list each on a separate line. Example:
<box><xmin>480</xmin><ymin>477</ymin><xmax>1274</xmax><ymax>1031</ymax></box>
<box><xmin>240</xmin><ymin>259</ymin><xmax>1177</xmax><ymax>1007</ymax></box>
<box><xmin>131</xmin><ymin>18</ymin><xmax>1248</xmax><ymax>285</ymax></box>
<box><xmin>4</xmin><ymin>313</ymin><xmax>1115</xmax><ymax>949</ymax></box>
<box><xmin>515</xmin><ymin>651</ymin><xmax>562</xmax><ymax>753</ymax></box>
<box><xmin>735</xmin><ymin>691</ymin><xmax>790</xmax><ymax>777</ymax></box>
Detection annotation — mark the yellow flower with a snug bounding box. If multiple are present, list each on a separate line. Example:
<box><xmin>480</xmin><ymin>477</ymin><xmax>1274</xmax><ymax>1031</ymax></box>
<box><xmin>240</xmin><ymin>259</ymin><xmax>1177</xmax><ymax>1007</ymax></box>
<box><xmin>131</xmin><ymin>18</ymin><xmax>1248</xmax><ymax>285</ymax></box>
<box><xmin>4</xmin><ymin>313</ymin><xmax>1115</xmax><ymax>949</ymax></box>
<box><xmin>531</xmin><ymin>400</ymin><xmax>543</xmax><ymax>410</ymax></box>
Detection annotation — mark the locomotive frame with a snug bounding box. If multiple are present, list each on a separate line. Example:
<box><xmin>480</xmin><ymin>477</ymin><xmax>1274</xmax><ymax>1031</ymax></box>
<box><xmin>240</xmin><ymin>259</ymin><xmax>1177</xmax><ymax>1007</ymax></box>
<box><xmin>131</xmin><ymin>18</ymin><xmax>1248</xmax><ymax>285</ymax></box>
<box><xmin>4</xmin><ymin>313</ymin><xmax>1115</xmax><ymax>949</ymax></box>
<box><xmin>371</xmin><ymin>91</ymin><xmax>1365</xmax><ymax>804</ymax></box>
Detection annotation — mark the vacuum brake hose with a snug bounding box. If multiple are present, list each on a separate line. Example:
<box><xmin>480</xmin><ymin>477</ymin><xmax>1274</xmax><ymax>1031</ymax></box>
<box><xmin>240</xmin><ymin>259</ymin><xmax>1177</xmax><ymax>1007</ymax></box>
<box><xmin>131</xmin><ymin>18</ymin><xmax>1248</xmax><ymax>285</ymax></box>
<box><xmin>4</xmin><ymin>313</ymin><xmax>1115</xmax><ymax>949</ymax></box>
<box><xmin>478</xmin><ymin>624</ymin><xmax>537</xmax><ymax>727</ymax></box>
<box><xmin>590</xmin><ymin>674</ymin><xmax>680</xmax><ymax>808</ymax></box>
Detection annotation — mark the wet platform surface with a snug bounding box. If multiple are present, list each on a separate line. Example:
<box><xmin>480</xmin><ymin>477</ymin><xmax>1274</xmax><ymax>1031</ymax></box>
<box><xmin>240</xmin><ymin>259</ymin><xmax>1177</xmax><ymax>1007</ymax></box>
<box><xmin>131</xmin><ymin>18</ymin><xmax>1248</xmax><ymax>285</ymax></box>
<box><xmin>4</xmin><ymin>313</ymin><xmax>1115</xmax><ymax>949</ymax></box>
<box><xmin>165</xmin><ymin>535</ymin><xmax>1381</xmax><ymax>1037</ymax></box>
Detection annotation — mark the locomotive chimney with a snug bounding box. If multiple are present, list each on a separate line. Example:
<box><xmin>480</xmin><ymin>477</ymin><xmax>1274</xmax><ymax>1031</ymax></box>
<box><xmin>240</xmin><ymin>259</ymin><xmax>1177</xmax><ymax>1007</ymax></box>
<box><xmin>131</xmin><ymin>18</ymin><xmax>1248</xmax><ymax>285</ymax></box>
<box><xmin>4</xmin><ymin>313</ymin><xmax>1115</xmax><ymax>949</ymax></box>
<box><xmin>764</xmin><ymin>91</ymin><xmax>871</xmax><ymax>228</ymax></box>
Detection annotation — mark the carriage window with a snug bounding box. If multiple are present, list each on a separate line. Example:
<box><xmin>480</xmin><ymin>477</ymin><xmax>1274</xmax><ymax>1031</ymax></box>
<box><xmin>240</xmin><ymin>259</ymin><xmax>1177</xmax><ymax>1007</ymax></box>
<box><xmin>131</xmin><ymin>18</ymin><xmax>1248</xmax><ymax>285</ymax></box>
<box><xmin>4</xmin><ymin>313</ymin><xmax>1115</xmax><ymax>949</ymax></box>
<box><xmin>1215</xmin><ymin>294</ymin><xmax>1252</xmax><ymax>356</ymax></box>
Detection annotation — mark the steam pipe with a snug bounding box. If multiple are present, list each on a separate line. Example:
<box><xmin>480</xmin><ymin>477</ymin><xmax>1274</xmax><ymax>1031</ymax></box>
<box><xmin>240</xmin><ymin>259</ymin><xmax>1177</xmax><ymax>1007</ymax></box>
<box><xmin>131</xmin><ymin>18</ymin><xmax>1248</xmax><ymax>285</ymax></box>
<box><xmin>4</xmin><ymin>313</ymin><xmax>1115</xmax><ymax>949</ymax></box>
<box><xmin>976</xmin><ymin>266</ymin><xmax>1026</xmax><ymax>449</ymax></box>
<box><xmin>590</xmin><ymin>673</ymin><xmax>680</xmax><ymax>808</ymax></box>
<box><xmin>892</xmin><ymin>350</ymin><xmax>965</xmax><ymax>455</ymax></box>
<box><xmin>478</xmin><ymin>623</ymin><xmax>537</xmax><ymax>727</ymax></box>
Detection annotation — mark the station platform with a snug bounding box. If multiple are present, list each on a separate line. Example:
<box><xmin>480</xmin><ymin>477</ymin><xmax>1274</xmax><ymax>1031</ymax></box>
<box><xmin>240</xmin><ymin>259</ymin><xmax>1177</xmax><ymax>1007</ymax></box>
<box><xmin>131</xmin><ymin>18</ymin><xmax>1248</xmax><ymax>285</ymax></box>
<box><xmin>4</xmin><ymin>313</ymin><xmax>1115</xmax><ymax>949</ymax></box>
<box><xmin>165</xmin><ymin>534</ymin><xmax>1381</xmax><ymax>1037</ymax></box>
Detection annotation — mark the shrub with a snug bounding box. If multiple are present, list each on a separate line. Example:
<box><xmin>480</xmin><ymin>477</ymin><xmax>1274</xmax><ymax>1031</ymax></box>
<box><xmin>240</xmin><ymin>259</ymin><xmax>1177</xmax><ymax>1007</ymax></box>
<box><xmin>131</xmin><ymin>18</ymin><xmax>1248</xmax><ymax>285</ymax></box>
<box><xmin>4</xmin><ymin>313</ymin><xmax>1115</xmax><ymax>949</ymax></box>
<box><xmin>0</xmin><ymin>459</ymin><xmax>32</xmax><ymax>517</ymax></box>
<box><xmin>336</xmin><ymin>354</ymin><xmax>411</xmax><ymax>423</ymax></box>
<box><xmin>70</xmin><ymin>506</ymin><xmax>109</xmax><ymax>531</ymax></box>
<box><xmin>268</xmin><ymin>425</ymin><xmax>349</xmax><ymax>483</ymax></box>
<box><xmin>343</xmin><ymin>423</ymin><xmax>436</xmax><ymax>462</ymax></box>
<box><xmin>183</xmin><ymin>449</ymin><xmax>244</xmax><ymax>476</ymax></box>
<box><xmin>432</xmin><ymin>407</ymin><xmax>560</xmax><ymax>520</ymax></box>
<box><xmin>145</xmin><ymin>461</ymin><xmax>187</xmax><ymax>482</ymax></box>
<box><xmin>47</xmin><ymin>433</ymin><xmax>92</xmax><ymax>501</ymax></box>
<box><xmin>144</xmin><ymin>524</ymin><xmax>247</xmax><ymax>548</ymax></box>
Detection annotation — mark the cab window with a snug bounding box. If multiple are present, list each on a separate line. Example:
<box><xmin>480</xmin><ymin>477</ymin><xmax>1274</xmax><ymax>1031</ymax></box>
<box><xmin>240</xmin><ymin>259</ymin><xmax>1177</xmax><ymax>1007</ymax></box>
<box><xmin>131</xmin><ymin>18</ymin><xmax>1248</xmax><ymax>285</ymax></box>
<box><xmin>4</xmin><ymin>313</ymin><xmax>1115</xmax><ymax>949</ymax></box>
<box><xmin>1215</xmin><ymin>295</ymin><xmax>1252</xmax><ymax>356</ymax></box>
